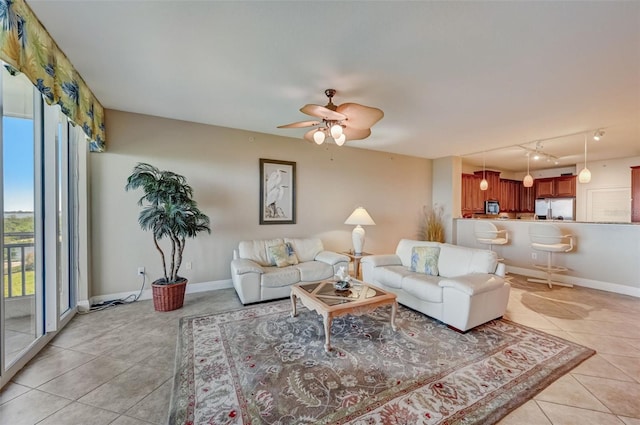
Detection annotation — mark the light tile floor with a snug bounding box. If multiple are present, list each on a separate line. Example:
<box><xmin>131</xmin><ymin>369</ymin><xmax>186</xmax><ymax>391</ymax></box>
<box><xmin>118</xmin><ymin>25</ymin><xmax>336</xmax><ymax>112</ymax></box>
<box><xmin>0</xmin><ymin>275</ymin><xmax>638</xmax><ymax>425</ymax></box>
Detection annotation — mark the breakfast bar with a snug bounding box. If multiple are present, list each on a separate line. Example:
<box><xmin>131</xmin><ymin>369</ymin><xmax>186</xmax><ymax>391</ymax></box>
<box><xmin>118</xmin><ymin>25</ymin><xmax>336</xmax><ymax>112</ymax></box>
<box><xmin>454</xmin><ymin>218</ymin><xmax>640</xmax><ymax>297</ymax></box>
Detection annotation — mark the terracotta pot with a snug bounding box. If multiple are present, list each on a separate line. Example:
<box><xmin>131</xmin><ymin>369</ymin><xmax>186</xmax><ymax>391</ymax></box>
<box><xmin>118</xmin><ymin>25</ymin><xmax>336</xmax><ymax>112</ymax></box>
<box><xmin>151</xmin><ymin>278</ymin><xmax>187</xmax><ymax>312</ymax></box>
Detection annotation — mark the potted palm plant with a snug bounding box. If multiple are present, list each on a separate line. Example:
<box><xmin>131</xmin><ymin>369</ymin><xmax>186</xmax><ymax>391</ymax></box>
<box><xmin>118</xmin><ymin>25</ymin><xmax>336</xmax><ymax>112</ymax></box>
<box><xmin>125</xmin><ymin>163</ymin><xmax>211</xmax><ymax>311</ymax></box>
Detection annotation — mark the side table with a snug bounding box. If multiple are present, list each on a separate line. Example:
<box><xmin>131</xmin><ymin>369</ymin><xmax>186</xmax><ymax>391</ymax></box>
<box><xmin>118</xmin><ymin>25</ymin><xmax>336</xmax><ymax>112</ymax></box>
<box><xmin>342</xmin><ymin>252</ymin><xmax>372</xmax><ymax>279</ymax></box>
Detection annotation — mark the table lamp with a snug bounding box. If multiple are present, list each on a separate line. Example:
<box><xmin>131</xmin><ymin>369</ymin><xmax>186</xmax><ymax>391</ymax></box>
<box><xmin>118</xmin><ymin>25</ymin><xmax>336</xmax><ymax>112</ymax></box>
<box><xmin>344</xmin><ymin>207</ymin><xmax>376</xmax><ymax>255</ymax></box>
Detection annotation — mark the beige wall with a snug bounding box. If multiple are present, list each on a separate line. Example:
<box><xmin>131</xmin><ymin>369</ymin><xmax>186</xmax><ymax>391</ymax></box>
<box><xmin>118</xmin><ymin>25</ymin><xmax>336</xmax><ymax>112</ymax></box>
<box><xmin>88</xmin><ymin>110</ymin><xmax>432</xmax><ymax>299</ymax></box>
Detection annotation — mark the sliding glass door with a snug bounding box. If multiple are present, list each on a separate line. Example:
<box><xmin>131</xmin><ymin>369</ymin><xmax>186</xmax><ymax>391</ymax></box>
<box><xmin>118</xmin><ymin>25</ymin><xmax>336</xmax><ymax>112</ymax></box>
<box><xmin>1</xmin><ymin>67</ymin><xmax>41</xmax><ymax>367</ymax></box>
<box><xmin>0</xmin><ymin>64</ymin><xmax>79</xmax><ymax>383</ymax></box>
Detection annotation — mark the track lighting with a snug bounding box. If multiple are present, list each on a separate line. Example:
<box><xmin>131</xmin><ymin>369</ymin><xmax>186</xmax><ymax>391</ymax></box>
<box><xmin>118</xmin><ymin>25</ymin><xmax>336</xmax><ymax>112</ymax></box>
<box><xmin>593</xmin><ymin>129</ymin><xmax>604</xmax><ymax>141</ymax></box>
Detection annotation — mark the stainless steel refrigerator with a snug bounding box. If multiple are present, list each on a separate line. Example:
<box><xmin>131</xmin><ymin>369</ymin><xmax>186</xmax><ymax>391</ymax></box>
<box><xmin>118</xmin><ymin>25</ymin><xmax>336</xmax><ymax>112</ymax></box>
<box><xmin>534</xmin><ymin>198</ymin><xmax>575</xmax><ymax>220</ymax></box>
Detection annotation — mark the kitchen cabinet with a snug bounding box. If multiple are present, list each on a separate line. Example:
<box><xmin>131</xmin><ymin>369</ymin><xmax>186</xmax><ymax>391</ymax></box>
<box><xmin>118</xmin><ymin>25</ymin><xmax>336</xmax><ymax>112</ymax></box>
<box><xmin>473</xmin><ymin>170</ymin><xmax>501</xmax><ymax>201</ymax></box>
<box><xmin>632</xmin><ymin>166</ymin><xmax>640</xmax><ymax>222</ymax></box>
<box><xmin>499</xmin><ymin>179</ymin><xmax>521</xmax><ymax>212</ymax></box>
<box><xmin>519</xmin><ymin>184</ymin><xmax>535</xmax><ymax>212</ymax></box>
<box><xmin>535</xmin><ymin>175</ymin><xmax>576</xmax><ymax>198</ymax></box>
<box><xmin>461</xmin><ymin>173</ymin><xmax>483</xmax><ymax>214</ymax></box>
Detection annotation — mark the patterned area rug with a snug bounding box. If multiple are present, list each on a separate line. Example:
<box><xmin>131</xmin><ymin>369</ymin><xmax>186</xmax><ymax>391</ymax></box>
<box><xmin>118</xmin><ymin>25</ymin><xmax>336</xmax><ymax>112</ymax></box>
<box><xmin>169</xmin><ymin>300</ymin><xmax>594</xmax><ymax>424</ymax></box>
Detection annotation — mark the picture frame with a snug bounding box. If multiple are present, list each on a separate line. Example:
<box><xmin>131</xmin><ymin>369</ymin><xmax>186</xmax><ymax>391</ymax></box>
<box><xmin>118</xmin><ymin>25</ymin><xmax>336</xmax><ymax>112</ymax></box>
<box><xmin>259</xmin><ymin>158</ymin><xmax>296</xmax><ymax>224</ymax></box>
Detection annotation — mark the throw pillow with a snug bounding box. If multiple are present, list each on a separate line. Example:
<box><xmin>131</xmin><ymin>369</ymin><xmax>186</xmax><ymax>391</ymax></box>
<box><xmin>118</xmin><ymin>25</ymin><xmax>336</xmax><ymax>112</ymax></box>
<box><xmin>268</xmin><ymin>244</ymin><xmax>290</xmax><ymax>267</ymax></box>
<box><xmin>410</xmin><ymin>246</ymin><xmax>440</xmax><ymax>276</ymax></box>
<box><xmin>285</xmin><ymin>242</ymin><xmax>299</xmax><ymax>265</ymax></box>
<box><xmin>268</xmin><ymin>243</ymin><xmax>299</xmax><ymax>267</ymax></box>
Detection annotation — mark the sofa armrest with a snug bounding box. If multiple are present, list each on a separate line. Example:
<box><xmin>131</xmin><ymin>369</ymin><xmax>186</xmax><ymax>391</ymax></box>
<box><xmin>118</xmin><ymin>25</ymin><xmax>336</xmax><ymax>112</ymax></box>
<box><xmin>439</xmin><ymin>273</ymin><xmax>506</xmax><ymax>295</ymax></box>
<box><xmin>230</xmin><ymin>258</ymin><xmax>264</xmax><ymax>275</ymax></box>
<box><xmin>361</xmin><ymin>254</ymin><xmax>402</xmax><ymax>268</ymax></box>
<box><xmin>315</xmin><ymin>250</ymin><xmax>350</xmax><ymax>266</ymax></box>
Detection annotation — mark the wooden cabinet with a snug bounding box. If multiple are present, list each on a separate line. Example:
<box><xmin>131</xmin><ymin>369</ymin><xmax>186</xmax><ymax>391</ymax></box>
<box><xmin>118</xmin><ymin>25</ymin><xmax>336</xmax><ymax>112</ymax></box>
<box><xmin>555</xmin><ymin>176</ymin><xmax>577</xmax><ymax>197</ymax></box>
<box><xmin>535</xmin><ymin>176</ymin><xmax>576</xmax><ymax>198</ymax></box>
<box><xmin>519</xmin><ymin>184</ymin><xmax>535</xmax><ymax>212</ymax></box>
<box><xmin>632</xmin><ymin>166</ymin><xmax>640</xmax><ymax>222</ymax></box>
<box><xmin>499</xmin><ymin>179</ymin><xmax>521</xmax><ymax>212</ymax></box>
<box><xmin>461</xmin><ymin>173</ymin><xmax>483</xmax><ymax>214</ymax></box>
<box><xmin>474</xmin><ymin>170</ymin><xmax>501</xmax><ymax>202</ymax></box>
<box><xmin>535</xmin><ymin>178</ymin><xmax>555</xmax><ymax>198</ymax></box>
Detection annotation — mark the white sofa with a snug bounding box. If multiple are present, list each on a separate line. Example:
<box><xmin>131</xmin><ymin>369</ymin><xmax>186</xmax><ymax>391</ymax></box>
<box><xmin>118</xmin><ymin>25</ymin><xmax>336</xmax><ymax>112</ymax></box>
<box><xmin>230</xmin><ymin>237</ymin><xmax>349</xmax><ymax>304</ymax></box>
<box><xmin>361</xmin><ymin>239</ymin><xmax>510</xmax><ymax>332</ymax></box>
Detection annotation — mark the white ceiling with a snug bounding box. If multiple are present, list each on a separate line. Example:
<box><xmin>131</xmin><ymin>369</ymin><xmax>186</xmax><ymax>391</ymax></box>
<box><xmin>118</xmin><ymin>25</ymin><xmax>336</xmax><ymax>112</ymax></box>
<box><xmin>29</xmin><ymin>1</ymin><xmax>640</xmax><ymax>172</ymax></box>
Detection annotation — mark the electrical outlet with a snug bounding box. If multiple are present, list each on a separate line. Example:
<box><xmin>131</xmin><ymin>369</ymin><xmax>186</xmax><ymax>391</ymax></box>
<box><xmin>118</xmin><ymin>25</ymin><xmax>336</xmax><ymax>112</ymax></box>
<box><xmin>186</xmin><ymin>262</ymin><xmax>192</xmax><ymax>270</ymax></box>
<box><xmin>531</xmin><ymin>253</ymin><xmax>537</xmax><ymax>260</ymax></box>
<box><xmin>137</xmin><ymin>267</ymin><xmax>145</xmax><ymax>276</ymax></box>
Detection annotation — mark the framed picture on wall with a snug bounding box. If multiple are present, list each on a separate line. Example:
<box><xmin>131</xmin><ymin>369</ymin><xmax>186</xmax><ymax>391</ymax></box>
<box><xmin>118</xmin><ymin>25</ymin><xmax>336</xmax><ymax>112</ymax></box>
<box><xmin>259</xmin><ymin>158</ymin><xmax>296</xmax><ymax>224</ymax></box>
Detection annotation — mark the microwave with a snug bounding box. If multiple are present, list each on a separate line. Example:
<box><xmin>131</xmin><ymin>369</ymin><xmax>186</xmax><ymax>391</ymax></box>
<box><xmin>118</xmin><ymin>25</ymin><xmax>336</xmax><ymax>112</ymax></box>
<box><xmin>485</xmin><ymin>200</ymin><xmax>500</xmax><ymax>215</ymax></box>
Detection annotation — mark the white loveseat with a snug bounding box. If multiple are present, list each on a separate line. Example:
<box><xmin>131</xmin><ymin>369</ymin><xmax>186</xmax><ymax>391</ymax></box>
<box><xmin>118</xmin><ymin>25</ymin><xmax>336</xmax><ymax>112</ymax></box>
<box><xmin>361</xmin><ymin>239</ymin><xmax>510</xmax><ymax>331</ymax></box>
<box><xmin>230</xmin><ymin>237</ymin><xmax>349</xmax><ymax>304</ymax></box>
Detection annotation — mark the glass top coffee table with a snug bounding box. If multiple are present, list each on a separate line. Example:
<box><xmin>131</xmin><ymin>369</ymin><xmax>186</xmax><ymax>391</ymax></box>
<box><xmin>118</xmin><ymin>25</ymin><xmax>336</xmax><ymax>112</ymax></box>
<box><xmin>290</xmin><ymin>280</ymin><xmax>398</xmax><ymax>352</ymax></box>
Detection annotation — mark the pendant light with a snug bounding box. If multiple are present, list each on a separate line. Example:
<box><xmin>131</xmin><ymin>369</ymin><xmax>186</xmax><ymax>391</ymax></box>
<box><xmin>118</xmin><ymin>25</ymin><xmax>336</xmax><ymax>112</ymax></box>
<box><xmin>480</xmin><ymin>152</ymin><xmax>488</xmax><ymax>191</ymax></box>
<box><xmin>523</xmin><ymin>152</ymin><xmax>533</xmax><ymax>187</ymax></box>
<box><xmin>578</xmin><ymin>133</ymin><xmax>591</xmax><ymax>183</ymax></box>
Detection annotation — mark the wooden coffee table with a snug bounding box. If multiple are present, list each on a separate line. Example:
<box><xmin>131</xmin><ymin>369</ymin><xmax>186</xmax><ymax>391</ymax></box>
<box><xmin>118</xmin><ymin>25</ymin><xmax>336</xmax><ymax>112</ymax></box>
<box><xmin>290</xmin><ymin>280</ymin><xmax>398</xmax><ymax>352</ymax></box>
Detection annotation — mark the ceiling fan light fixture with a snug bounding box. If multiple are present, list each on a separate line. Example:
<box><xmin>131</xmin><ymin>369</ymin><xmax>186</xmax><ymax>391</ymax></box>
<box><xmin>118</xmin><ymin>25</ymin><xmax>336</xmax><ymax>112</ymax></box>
<box><xmin>330</xmin><ymin>123</ymin><xmax>343</xmax><ymax>139</ymax></box>
<box><xmin>313</xmin><ymin>129</ymin><xmax>325</xmax><ymax>145</ymax></box>
<box><xmin>279</xmin><ymin>89</ymin><xmax>383</xmax><ymax>146</ymax></box>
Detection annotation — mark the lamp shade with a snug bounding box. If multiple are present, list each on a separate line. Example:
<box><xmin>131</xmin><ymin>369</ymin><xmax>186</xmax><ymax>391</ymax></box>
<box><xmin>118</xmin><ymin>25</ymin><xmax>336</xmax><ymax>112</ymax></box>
<box><xmin>313</xmin><ymin>130</ymin><xmax>325</xmax><ymax>145</ymax></box>
<box><xmin>479</xmin><ymin>179</ymin><xmax>488</xmax><ymax>191</ymax></box>
<box><xmin>344</xmin><ymin>207</ymin><xmax>376</xmax><ymax>226</ymax></box>
<box><xmin>578</xmin><ymin>167</ymin><xmax>591</xmax><ymax>183</ymax></box>
<box><xmin>523</xmin><ymin>174</ymin><xmax>534</xmax><ymax>187</ymax></box>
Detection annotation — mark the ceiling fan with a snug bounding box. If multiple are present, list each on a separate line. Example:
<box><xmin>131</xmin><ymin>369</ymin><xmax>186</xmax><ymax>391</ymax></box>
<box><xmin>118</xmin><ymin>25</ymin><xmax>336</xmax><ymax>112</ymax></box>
<box><xmin>277</xmin><ymin>89</ymin><xmax>384</xmax><ymax>146</ymax></box>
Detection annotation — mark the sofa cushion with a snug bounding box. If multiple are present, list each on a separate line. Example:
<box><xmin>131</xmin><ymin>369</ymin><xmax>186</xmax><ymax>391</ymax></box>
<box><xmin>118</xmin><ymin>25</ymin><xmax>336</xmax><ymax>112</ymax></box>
<box><xmin>402</xmin><ymin>274</ymin><xmax>444</xmax><ymax>303</ymax></box>
<box><xmin>439</xmin><ymin>273</ymin><xmax>505</xmax><ymax>295</ymax></box>
<box><xmin>285</xmin><ymin>238</ymin><xmax>323</xmax><ymax>262</ymax></box>
<box><xmin>410</xmin><ymin>246</ymin><xmax>440</xmax><ymax>276</ymax></box>
<box><xmin>261</xmin><ymin>266</ymin><xmax>300</xmax><ymax>288</ymax></box>
<box><xmin>294</xmin><ymin>261</ymin><xmax>333</xmax><ymax>282</ymax></box>
<box><xmin>239</xmin><ymin>238</ymin><xmax>284</xmax><ymax>266</ymax></box>
<box><xmin>395</xmin><ymin>239</ymin><xmax>442</xmax><ymax>267</ymax></box>
<box><xmin>438</xmin><ymin>244</ymin><xmax>498</xmax><ymax>278</ymax></box>
<box><xmin>374</xmin><ymin>265</ymin><xmax>414</xmax><ymax>289</ymax></box>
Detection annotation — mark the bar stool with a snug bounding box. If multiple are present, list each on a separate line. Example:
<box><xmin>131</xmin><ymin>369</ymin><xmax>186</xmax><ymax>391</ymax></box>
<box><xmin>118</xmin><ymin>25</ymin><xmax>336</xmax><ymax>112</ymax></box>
<box><xmin>474</xmin><ymin>221</ymin><xmax>508</xmax><ymax>260</ymax></box>
<box><xmin>528</xmin><ymin>223</ymin><xmax>574</xmax><ymax>288</ymax></box>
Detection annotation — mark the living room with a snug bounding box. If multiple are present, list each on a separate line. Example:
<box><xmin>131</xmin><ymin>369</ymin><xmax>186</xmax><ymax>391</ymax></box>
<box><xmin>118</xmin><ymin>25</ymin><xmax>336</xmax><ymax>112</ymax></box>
<box><xmin>1</xmin><ymin>1</ymin><xmax>639</xmax><ymax>424</ymax></box>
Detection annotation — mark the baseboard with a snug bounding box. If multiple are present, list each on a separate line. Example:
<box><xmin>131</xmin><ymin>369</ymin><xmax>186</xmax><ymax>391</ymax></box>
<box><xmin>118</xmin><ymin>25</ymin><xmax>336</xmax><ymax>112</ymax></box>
<box><xmin>77</xmin><ymin>299</ymin><xmax>91</xmax><ymax>312</ymax></box>
<box><xmin>506</xmin><ymin>265</ymin><xmax>640</xmax><ymax>298</ymax></box>
<box><xmin>89</xmin><ymin>278</ymin><xmax>234</xmax><ymax>306</ymax></box>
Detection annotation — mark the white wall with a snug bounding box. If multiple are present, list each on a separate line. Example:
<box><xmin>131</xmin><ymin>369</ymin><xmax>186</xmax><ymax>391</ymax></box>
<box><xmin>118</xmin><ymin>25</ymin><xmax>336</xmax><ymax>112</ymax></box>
<box><xmin>87</xmin><ymin>110</ymin><xmax>432</xmax><ymax>300</ymax></box>
<box><xmin>432</xmin><ymin>156</ymin><xmax>462</xmax><ymax>243</ymax></box>
<box><xmin>575</xmin><ymin>156</ymin><xmax>639</xmax><ymax>222</ymax></box>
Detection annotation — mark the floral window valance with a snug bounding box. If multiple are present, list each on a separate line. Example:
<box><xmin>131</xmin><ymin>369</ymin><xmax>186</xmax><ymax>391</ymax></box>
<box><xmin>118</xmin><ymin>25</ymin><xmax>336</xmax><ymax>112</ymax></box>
<box><xmin>0</xmin><ymin>0</ymin><xmax>105</xmax><ymax>152</ymax></box>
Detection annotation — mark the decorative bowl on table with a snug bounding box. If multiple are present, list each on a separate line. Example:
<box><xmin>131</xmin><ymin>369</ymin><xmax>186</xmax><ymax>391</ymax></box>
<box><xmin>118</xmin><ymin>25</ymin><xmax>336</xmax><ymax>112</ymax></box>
<box><xmin>334</xmin><ymin>279</ymin><xmax>351</xmax><ymax>290</ymax></box>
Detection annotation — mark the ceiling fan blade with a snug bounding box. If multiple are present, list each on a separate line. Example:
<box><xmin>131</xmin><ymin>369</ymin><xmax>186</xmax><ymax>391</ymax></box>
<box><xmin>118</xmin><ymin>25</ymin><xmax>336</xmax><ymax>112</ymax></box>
<box><xmin>303</xmin><ymin>128</ymin><xmax>320</xmax><ymax>143</ymax></box>
<box><xmin>277</xmin><ymin>120</ymin><xmax>321</xmax><ymax>129</ymax></box>
<box><xmin>343</xmin><ymin>127</ymin><xmax>372</xmax><ymax>141</ymax></box>
<box><xmin>336</xmin><ymin>103</ymin><xmax>384</xmax><ymax>130</ymax></box>
<box><xmin>300</xmin><ymin>104</ymin><xmax>346</xmax><ymax>121</ymax></box>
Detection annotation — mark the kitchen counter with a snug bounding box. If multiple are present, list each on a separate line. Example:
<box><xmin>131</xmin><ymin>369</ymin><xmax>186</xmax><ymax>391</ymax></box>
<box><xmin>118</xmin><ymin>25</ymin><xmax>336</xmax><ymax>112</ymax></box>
<box><xmin>454</xmin><ymin>218</ymin><xmax>640</xmax><ymax>297</ymax></box>
<box><xmin>465</xmin><ymin>217</ymin><xmax>640</xmax><ymax>225</ymax></box>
